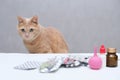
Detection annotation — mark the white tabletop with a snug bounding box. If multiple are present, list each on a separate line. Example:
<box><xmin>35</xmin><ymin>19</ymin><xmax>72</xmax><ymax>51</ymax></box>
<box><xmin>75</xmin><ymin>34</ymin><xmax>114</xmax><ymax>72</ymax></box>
<box><xmin>0</xmin><ymin>53</ymin><xmax>120</xmax><ymax>80</ymax></box>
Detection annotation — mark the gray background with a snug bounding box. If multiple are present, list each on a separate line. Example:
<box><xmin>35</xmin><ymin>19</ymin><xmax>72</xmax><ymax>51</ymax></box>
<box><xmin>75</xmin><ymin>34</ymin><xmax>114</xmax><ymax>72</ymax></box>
<box><xmin>0</xmin><ymin>0</ymin><xmax>120</xmax><ymax>53</ymax></box>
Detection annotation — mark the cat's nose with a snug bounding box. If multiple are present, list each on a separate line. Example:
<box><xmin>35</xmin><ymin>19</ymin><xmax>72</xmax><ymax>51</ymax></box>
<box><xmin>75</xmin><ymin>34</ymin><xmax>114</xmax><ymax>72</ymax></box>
<box><xmin>25</xmin><ymin>33</ymin><xmax>29</xmax><ymax>38</ymax></box>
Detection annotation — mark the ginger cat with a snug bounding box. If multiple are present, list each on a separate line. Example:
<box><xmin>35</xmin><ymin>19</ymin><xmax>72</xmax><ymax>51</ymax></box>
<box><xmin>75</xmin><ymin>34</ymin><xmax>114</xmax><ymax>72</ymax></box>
<box><xmin>17</xmin><ymin>16</ymin><xmax>68</xmax><ymax>53</ymax></box>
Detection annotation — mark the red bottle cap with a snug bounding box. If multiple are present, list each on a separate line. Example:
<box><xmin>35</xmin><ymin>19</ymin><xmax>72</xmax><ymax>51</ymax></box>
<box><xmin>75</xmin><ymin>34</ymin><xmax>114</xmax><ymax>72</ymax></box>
<box><xmin>100</xmin><ymin>45</ymin><xmax>106</xmax><ymax>54</ymax></box>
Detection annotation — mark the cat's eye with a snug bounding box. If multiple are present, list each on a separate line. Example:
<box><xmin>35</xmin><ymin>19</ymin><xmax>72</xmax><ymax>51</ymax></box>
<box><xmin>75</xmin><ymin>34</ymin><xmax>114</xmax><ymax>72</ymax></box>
<box><xmin>30</xmin><ymin>28</ymin><xmax>34</xmax><ymax>32</ymax></box>
<box><xmin>21</xmin><ymin>29</ymin><xmax>25</xmax><ymax>32</ymax></box>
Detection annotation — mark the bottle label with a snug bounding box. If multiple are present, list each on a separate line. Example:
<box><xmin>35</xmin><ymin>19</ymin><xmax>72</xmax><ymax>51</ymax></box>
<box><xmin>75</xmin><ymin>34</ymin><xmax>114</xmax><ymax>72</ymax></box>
<box><xmin>106</xmin><ymin>56</ymin><xmax>117</xmax><ymax>67</ymax></box>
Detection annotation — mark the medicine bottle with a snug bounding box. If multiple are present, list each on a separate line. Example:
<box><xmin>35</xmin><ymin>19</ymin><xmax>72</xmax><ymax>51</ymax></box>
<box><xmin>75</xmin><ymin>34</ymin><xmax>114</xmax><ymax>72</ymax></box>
<box><xmin>106</xmin><ymin>48</ymin><xmax>118</xmax><ymax>67</ymax></box>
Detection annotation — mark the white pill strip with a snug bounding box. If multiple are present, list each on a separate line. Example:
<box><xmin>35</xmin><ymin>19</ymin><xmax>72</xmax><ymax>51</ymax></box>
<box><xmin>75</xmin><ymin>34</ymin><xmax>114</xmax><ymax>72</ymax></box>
<box><xmin>14</xmin><ymin>61</ymin><xmax>41</xmax><ymax>70</ymax></box>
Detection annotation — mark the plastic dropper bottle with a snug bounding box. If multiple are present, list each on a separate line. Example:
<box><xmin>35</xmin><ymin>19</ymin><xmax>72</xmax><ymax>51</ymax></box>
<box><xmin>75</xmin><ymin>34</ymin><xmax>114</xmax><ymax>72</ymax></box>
<box><xmin>100</xmin><ymin>45</ymin><xmax>106</xmax><ymax>54</ymax></box>
<box><xmin>88</xmin><ymin>47</ymin><xmax>102</xmax><ymax>70</ymax></box>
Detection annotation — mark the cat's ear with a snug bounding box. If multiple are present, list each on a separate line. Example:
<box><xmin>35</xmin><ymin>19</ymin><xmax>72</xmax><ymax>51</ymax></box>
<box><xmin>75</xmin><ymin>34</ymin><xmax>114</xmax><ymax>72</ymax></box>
<box><xmin>17</xmin><ymin>16</ymin><xmax>24</xmax><ymax>24</ymax></box>
<box><xmin>31</xmin><ymin>16</ymin><xmax>38</xmax><ymax>25</ymax></box>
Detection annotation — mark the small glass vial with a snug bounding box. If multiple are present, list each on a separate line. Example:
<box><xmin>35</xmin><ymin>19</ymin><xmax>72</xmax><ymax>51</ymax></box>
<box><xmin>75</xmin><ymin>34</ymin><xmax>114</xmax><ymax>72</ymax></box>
<box><xmin>106</xmin><ymin>48</ymin><xmax>118</xmax><ymax>67</ymax></box>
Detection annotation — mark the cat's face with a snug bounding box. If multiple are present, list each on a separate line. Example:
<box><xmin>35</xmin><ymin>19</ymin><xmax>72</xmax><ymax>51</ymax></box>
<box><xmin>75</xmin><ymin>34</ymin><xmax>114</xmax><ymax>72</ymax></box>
<box><xmin>17</xmin><ymin>16</ymin><xmax>40</xmax><ymax>41</ymax></box>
